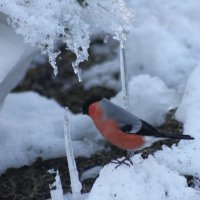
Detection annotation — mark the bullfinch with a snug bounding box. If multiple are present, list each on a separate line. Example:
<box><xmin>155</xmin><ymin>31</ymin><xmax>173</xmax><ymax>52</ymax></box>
<box><xmin>82</xmin><ymin>96</ymin><xmax>194</xmax><ymax>167</ymax></box>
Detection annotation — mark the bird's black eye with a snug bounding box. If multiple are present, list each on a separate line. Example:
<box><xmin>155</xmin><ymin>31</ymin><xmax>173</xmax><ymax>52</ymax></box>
<box><xmin>82</xmin><ymin>102</ymin><xmax>89</xmax><ymax>115</ymax></box>
<box><xmin>82</xmin><ymin>95</ymin><xmax>103</xmax><ymax>115</ymax></box>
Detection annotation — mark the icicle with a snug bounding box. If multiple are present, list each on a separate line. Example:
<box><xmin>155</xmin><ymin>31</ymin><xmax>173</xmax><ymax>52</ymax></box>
<box><xmin>103</xmin><ymin>34</ymin><xmax>109</xmax><ymax>44</ymax></box>
<box><xmin>119</xmin><ymin>39</ymin><xmax>129</xmax><ymax>110</ymax></box>
<box><xmin>49</xmin><ymin>170</ymin><xmax>64</xmax><ymax>200</ymax></box>
<box><xmin>49</xmin><ymin>51</ymin><xmax>61</xmax><ymax>76</ymax></box>
<box><xmin>72</xmin><ymin>63</ymin><xmax>82</xmax><ymax>82</ymax></box>
<box><xmin>64</xmin><ymin>107</ymin><xmax>82</xmax><ymax>199</ymax></box>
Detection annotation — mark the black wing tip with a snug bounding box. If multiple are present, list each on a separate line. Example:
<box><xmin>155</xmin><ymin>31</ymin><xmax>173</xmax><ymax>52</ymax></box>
<box><xmin>161</xmin><ymin>132</ymin><xmax>195</xmax><ymax>140</ymax></box>
<box><xmin>182</xmin><ymin>135</ymin><xmax>195</xmax><ymax>140</ymax></box>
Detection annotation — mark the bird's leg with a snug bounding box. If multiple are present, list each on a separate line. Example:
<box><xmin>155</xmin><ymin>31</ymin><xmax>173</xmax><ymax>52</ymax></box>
<box><xmin>111</xmin><ymin>151</ymin><xmax>134</xmax><ymax>169</ymax></box>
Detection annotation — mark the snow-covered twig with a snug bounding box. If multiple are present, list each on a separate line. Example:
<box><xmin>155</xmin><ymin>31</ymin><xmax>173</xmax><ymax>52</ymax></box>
<box><xmin>64</xmin><ymin>107</ymin><xmax>82</xmax><ymax>199</ymax></box>
<box><xmin>120</xmin><ymin>40</ymin><xmax>129</xmax><ymax>109</ymax></box>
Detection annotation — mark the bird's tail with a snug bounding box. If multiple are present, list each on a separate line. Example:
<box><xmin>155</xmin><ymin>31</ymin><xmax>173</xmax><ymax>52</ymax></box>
<box><xmin>161</xmin><ymin>132</ymin><xmax>194</xmax><ymax>140</ymax></box>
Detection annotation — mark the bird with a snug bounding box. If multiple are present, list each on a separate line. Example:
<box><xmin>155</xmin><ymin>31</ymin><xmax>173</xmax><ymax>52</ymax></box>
<box><xmin>82</xmin><ymin>96</ymin><xmax>194</xmax><ymax>168</ymax></box>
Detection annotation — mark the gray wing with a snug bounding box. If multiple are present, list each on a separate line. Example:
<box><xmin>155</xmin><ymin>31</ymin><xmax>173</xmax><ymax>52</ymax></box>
<box><xmin>99</xmin><ymin>99</ymin><xmax>194</xmax><ymax>140</ymax></box>
<box><xmin>100</xmin><ymin>98</ymin><xmax>142</xmax><ymax>132</ymax></box>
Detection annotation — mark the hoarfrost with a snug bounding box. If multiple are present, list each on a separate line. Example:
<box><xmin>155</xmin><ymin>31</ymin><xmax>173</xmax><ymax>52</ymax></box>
<box><xmin>0</xmin><ymin>0</ymin><xmax>132</xmax><ymax>79</ymax></box>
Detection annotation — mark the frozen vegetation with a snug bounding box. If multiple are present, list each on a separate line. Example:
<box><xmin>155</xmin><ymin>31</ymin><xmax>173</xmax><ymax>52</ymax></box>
<box><xmin>0</xmin><ymin>0</ymin><xmax>200</xmax><ymax>199</ymax></box>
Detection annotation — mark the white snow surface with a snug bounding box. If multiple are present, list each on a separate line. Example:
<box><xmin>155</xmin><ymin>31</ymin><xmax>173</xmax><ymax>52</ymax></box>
<box><xmin>82</xmin><ymin>59</ymin><xmax>120</xmax><ymax>91</ymax></box>
<box><xmin>80</xmin><ymin>166</ymin><xmax>102</xmax><ymax>182</ymax></box>
<box><xmin>47</xmin><ymin>193</ymin><xmax>88</xmax><ymax>200</ymax></box>
<box><xmin>154</xmin><ymin>64</ymin><xmax>200</xmax><ymax>178</ymax></box>
<box><xmin>50</xmin><ymin>170</ymin><xmax>64</xmax><ymax>200</ymax></box>
<box><xmin>0</xmin><ymin>22</ymin><xmax>27</xmax><ymax>83</ymax></box>
<box><xmin>125</xmin><ymin>0</ymin><xmax>200</xmax><ymax>93</ymax></box>
<box><xmin>0</xmin><ymin>16</ymin><xmax>37</xmax><ymax>105</ymax></box>
<box><xmin>0</xmin><ymin>92</ymin><xmax>104</xmax><ymax>174</ymax></box>
<box><xmin>87</xmin><ymin>155</ymin><xmax>199</xmax><ymax>200</ymax></box>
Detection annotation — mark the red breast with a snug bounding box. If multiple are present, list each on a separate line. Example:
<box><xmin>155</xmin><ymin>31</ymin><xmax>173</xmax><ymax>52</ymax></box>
<box><xmin>89</xmin><ymin>102</ymin><xmax>144</xmax><ymax>150</ymax></box>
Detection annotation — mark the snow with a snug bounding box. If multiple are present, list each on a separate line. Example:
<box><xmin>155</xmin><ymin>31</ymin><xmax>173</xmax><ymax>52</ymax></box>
<box><xmin>0</xmin><ymin>22</ymin><xmax>26</xmax><ymax>83</ymax></box>
<box><xmin>82</xmin><ymin>59</ymin><xmax>120</xmax><ymax>91</ymax></box>
<box><xmin>125</xmin><ymin>0</ymin><xmax>200</xmax><ymax>93</ymax></box>
<box><xmin>112</xmin><ymin>75</ymin><xmax>179</xmax><ymax>126</ymax></box>
<box><xmin>0</xmin><ymin>16</ymin><xmax>37</xmax><ymax>105</ymax></box>
<box><xmin>50</xmin><ymin>170</ymin><xmax>64</xmax><ymax>200</ymax></box>
<box><xmin>0</xmin><ymin>92</ymin><xmax>104</xmax><ymax>174</ymax></box>
<box><xmin>176</xmin><ymin>64</ymin><xmax>200</xmax><ymax>140</ymax></box>
<box><xmin>0</xmin><ymin>0</ymin><xmax>132</xmax><ymax>76</ymax></box>
<box><xmin>80</xmin><ymin>166</ymin><xmax>102</xmax><ymax>182</ymax></box>
<box><xmin>154</xmin><ymin>64</ymin><xmax>200</xmax><ymax>179</ymax></box>
<box><xmin>62</xmin><ymin>193</ymin><xmax>88</xmax><ymax>200</ymax></box>
<box><xmin>87</xmin><ymin>155</ymin><xmax>199</xmax><ymax>200</ymax></box>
